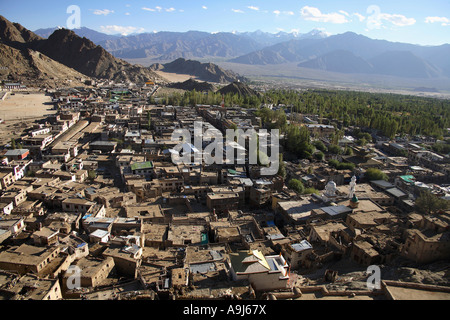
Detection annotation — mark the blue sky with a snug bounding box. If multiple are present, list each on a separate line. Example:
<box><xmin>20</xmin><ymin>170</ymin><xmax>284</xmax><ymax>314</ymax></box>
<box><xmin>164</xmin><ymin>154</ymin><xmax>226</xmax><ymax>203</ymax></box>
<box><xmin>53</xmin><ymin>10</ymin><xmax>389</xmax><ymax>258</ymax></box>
<box><xmin>1</xmin><ymin>1</ymin><xmax>449</xmax><ymax>45</ymax></box>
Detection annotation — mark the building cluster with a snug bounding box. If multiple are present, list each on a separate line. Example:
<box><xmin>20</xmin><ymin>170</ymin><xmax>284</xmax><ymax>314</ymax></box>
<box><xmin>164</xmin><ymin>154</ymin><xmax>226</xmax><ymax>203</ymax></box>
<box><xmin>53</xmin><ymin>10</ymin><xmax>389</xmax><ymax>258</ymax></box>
<box><xmin>0</xmin><ymin>85</ymin><xmax>448</xmax><ymax>300</ymax></box>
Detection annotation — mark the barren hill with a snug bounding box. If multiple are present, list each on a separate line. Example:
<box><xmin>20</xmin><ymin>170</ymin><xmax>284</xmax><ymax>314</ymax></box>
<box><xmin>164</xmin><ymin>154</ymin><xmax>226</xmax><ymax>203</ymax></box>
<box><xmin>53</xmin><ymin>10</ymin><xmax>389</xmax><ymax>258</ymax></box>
<box><xmin>150</xmin><ymin>58</ymin><xmax>246</xmax><ymax>84</ymax></box>
<box><xmin>217</xmin><ymin>81</ymin><xmax>258</xmax><ymax>97</ymax></box>
<box><xmin>37</xmin><ymin>29</ymin><xmax>165</xmax><ymax>84</ymax></box>
<box><xmin>0</xmin><ymin>43</ymin><xmax>89</xmax><ymax>87</ymax></box>
<box><xmin>166</xmin><ymin>78</ymin><xmax>216</xmax><ymax>92</ymax></box>
<box><xmin>0</xmin><ymin>15</ymin><xmax>166</xmax><ymax>86</ymax></box>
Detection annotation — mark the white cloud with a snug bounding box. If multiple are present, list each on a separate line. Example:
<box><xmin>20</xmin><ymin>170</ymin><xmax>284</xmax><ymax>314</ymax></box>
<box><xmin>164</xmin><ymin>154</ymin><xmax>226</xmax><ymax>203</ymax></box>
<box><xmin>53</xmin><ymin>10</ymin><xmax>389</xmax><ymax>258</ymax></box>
<box><xmin>93</xmin><ymin>9</ymin><xmax>114</xmax><ymax>16</ymax></box>
<box><xmin>125</xmin><ymin>12</ymin><xmax>130</xmax><ymax>16</ymax></box>
<box><xmin>232</xmin><ymin>9</ymin><xmax>244</xmax><ymax>14</ymax></box>
<box><xmin>300</xmin><ymin>6</ymin><xmax>349</xmax><ymax>24</ymax></box>
<box><xmin>425</xmin><ymin>16</ymin><xmax>450</xmax><ymax>26</ymax></box>
<box><xmin>247</xmin><ymin>6</ymin><xmax>259</xmax><ymax>11</ymax></box>
<box><xmin>339</xmin><ymin>10</ymin><xmax>350</xmax><ymax>17</ymax></box>
<box><xmin>274</xmin><ymin>10</ymin><xmax>294</xmax><ymax>16</ymax></box>
<box><xmin>354</xmin><ymin>13</ymin><xmax>366</xmax><ymax>22</ymax></box>
<box><xmin>202</xmin><ymin>6</ymin><xmax>207</xmax><ymax>10</ymax></box>
<box><xmin>100</xmin><ymin>25</ymin><xmax>145</xmax><ymax>36</ymax></box>
<box><xmin>380</xmin><ymin>13</ymin><xmax>416</xmax><ymax>26</ymax></box>
<box><xmin>142</xmin><ymin>6</ymin><xmax>176</xmax><ymax>13</ymax></box>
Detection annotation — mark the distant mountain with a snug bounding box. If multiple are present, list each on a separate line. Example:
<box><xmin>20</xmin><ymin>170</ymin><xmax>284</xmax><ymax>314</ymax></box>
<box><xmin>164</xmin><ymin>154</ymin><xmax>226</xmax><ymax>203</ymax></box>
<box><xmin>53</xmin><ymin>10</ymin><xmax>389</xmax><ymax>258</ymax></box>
<box><xmin>34</xmin><ymin>27</ymin><xmax>119</xmax><ymax>44</ymax></box>
<box><xmin>298</xmin><ymin>49</ymin><xmax>441</xmax><ymax>78</ymax></box>
<box><xmin>229</xmin><ymin>38</ymin><xmax>321</xmax><ymax>65</ymax></box>
<box><xmin>236</xmin><ymin>28</ymin><xmax>329</xmax><ymax>47</ymax></box>
<box><xmin>99</xmin><ymin>29</ymin><xmax>330</xmax><ymax>61</ymax></box>
<box><xmin>100</xmin><ymin>31</ymin><xmax>264</xmax><ymax>60</ymax></box>
<box><xmin>298</xmin><ymin>50</ymin><xmax>374</xmax><ymax>74</ymax></box>
<box><xmin>369</xmin><ymin>51</ymin><xmax>441</xmax><ymax>78</ymax></box>
<box><xmin>150</xmin><ymin>58</ymin><xmax>247</xmax><ymax>83</ymax></box>
<box><xmin>231</xmin><ymin>31</ymin><xmax>450</xmax><ymax>79</ymax></box>
<box><xmin>217</xmin><ymin>82</ymin><xmax>258</xmax><ymax>97</ymax></box>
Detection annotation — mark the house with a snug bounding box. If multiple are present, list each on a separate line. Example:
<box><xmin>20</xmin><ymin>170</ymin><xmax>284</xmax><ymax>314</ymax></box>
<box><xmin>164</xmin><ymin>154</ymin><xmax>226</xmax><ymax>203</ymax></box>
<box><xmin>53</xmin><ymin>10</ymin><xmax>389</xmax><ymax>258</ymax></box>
<box><xmin>277</xmin><ymin>199</ymin><xmax>322</xmax><ymax>225</ymax></box>
<box><xmin>0</xmin><ymin>243</ymin><xmax>62</xmax><ymax>275</ymax></box>
<box><xmin>0</xmin><ymin>201</ymin><xmax>14</xmax><ymax>215</ymax></box>
<box><xmin>229</xmin><ymin>250</ymin><xmax>290</xmax><ymax>291</ymax></box>
<box><xmin>206</xmin><ymin>192</ymin><xmax>240</xmax><ymax>213</ymax></box>
<box><xmin>281</xmin><ymin>240</ymin><xmax>314</xmax><ymax>269</ymax></box>
<box><xmin>0</xmin><ymin>171</ymin><xmax>14</xmax><ymax>189</ymax></box>
<box><xmin>0</xmin><ymin>217</ymin><xmax>25</xmax><ymax>236</ymax></box>
<box><xmin>89</xmin><ymin>141</ymin><xmax>117</xmax><ymax>153</ymax></box>
<box><xmin>0</xmin><ymin>273</ymin><xmax>62</xmax><ymax>300</ymax></box>
<box><xmin>89</xmin><ymin>229</ymin><xmax>111</xmax><ymax>243</ymax></box>
<box><xmin>351</xmin><ymin>240</ymin><xmax>381</xmax><ymax>266</ymax></box>
<box><xmin>4</xmin><ymin>149</ymin><xmax>29</xmax><ymax>161</ymax></box>
<box><xmin>401</xmin><ymin>213</ymin><xmax>450</xmax><ymax>264</ymax></box>
<box><xmin>58</xmin><ymin>234</ymin><xmax>89</xmax><ymax>261</ymax></box>
<box><xmin>32</xmin><ymin>227</ymin><xmax>59</xmax><ymax>246</ymax></box>
<box><xmin>62</xmin><ymin>256</ymin><xmax>115</xmax><ymax>289</ymax></box>
<box><xmin>102</xmin><ymin>245</ymin><xmax>142</xmax><ymax>278</ymax></box>
<box><xmin>62</xmin><ymin>198</ymin><xmax>96</xmax><ymax>213</ymax></box>
<box><xmin>131</xmin><ymin>161</ymin><xmax>154</xmax><ymax>177</ymax></box>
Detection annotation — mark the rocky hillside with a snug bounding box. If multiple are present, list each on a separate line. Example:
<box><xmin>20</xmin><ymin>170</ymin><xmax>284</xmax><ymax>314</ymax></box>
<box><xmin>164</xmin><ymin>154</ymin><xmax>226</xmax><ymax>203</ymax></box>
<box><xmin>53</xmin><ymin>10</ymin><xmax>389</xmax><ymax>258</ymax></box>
<box><xmin>150</xmin><ymin>58</ymin><xmax>247</xmax><ymax>83</ymax></box>
<box><xmin>0</xmin><ymin>15</ymin><xmax>42</xmax><ymax>46</ymax></box>
<box><xmin>36</xmin><ymin>29</ymin><xmax>165</xmax><ymax>84</ymax></box>
<box><xmin>166</xmin><ymin>78</ymin><xmax>216</xmax><ymax>92</ymax></box>
<box><xmin>0</xmin><ymin>15</ymin><xmax>166</xmax><ymax>85</ymax></box>
<box><xmin>0</xmin><ymin>16</ymin><xmax>88</xmax><ymax>87</ymax></box>
<box><xmin>217</xmin><ymin>82</ymin><xmax>258</xmax><ymax>97</ymax></box>
<box><xmin>0</xmin><ymin>43</ymin><xmax>89</xmax><ymax>88</ymax></box>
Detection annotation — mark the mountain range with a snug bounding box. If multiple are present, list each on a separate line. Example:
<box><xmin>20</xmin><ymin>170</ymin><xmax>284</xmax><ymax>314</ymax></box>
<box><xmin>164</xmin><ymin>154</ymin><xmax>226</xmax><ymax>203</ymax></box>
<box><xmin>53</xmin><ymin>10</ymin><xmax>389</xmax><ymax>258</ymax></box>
<box><xmin>34</xmin><ymin>27</ymin><xmax>329</xmax><ymax>61</ymax></box>
<box><xmin>32</xmin><ymin>23</ymin><xmax>450</xmax><ymax>81</ymax></box>
<box><xmin>231</xmin><ymin>32</ymin><xmax>450</xmax><ymax>79</ymax></box>
<box><xmin>34</xmin><ymin>26</ymin><xmax>119</xmax><ymax>44</ymax></box>
<box><xmin>2</xmin><ymin>14</ymin><xmax>450</xmax><ymax>91</ymax></box>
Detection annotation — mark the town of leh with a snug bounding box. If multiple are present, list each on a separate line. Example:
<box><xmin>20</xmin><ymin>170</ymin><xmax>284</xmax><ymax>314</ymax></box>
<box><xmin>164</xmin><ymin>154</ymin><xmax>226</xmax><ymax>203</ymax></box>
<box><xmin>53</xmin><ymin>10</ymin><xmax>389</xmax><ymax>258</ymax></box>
<box><xmin>0</xmin><ymin>0</ymin><xmax>449</xmax><ymax>306</ymax></box>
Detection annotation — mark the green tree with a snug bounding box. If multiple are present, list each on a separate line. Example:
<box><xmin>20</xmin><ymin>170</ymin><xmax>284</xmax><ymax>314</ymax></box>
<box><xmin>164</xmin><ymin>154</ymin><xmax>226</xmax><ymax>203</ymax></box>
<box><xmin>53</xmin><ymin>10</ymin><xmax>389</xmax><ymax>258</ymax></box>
<box><xmin>327</xmin><ymin>144</ymin><xmax>342</xmax><ymax>155</ymax></box>
<box><xmin>288</xmin><ymin>179</ymin><xmax>305</xmax><ymax>194</ymax></box>
<box><xmin>365</xmin><ymin>168</ymin><xmax>388</xmax><ymax>181</ymax></box>
<box><xmin>10</xmin><ymin>138</ymin><xmax>16</xmax><ymax>150</ymax></box>
<box><xmin>147</xmin><ymin>111</ymin><xmax>152</xmax><ymax>129</ymax></box>
<box><xmin>314</xmin><ymin>151</ymin><xmax>324</xmax><ymax>161</ymax></box>
<box><xmin>87</xmin><ymin>170</ymin><xmax>97</xmax><ymax>181</ymax></box>
<box><xmin>415</xmin><ymin>190</ymin><xmax>449</xmax><ymax>215</ymax></box>
<box><xmin>313</xmin><ymin>140</ymin><xmax>327</xmax><ymax>153</ymax></box>
<box><xmin>277</xmin><ymin>154</ymin><xmax>286</xmax><ymax>178</ymax></box>
<box><xmin>304</xmin><ymin>187</ymin><xmax>319</xmax><ymax>195</ymax></box>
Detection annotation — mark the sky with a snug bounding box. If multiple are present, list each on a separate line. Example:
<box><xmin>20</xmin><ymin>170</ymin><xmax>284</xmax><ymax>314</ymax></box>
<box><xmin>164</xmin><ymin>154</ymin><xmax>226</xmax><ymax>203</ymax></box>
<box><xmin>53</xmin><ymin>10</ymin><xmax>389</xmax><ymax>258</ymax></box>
<box><xmin>1</xmin><ymin>0</ymin><xmax>449</xmax><ymax>46</ymax></box>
